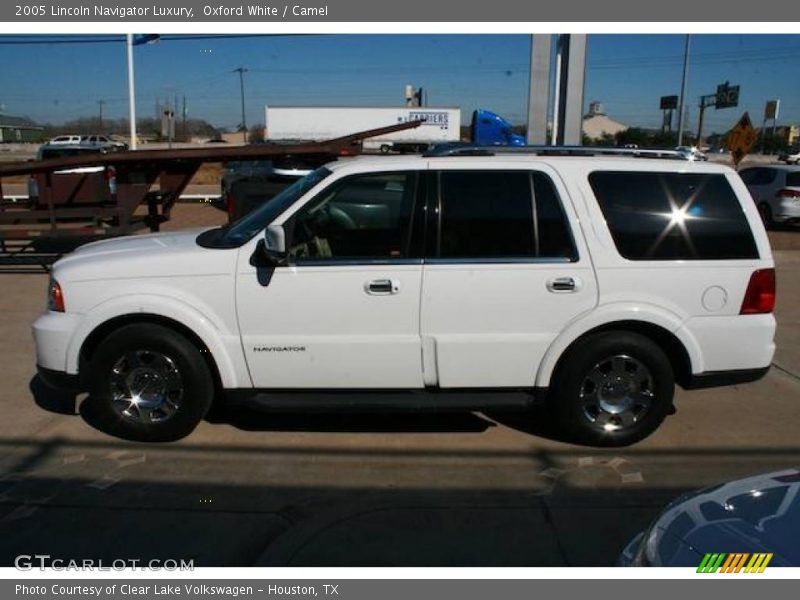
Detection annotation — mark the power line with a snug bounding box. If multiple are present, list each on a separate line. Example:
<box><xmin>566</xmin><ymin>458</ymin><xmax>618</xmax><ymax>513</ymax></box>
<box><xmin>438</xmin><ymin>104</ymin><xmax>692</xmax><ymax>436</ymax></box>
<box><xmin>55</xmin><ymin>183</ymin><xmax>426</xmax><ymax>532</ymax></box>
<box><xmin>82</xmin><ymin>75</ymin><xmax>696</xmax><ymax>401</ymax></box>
<box><xmin>0</xmin><ymin>37</ymin><xmax>122</xmax><ymax>45</ymax></box>
<box><xmin>0</xmin><ymin>34</ymin><xmax>309</xmax><ymax>45</ymax></box>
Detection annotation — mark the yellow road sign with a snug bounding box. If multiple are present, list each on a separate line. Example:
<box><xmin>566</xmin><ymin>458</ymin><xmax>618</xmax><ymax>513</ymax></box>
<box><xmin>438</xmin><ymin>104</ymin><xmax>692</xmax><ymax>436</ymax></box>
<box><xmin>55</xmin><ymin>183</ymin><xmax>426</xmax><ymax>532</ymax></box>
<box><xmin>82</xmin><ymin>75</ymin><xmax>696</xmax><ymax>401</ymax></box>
<box><xmin>728</xmin><ymin>112</ymin><xmax>758</xmax><ymax>166</ymax></box>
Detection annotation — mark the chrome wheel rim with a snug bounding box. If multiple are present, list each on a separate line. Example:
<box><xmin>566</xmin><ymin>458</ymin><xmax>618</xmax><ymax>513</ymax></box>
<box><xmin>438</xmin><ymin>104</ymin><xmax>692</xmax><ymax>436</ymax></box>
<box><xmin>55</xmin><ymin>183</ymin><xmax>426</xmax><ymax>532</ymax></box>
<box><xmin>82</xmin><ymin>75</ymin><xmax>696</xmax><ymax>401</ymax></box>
<box><xmin>579</xmin><ymin>354</ymin><xmax>655</xmax><ymax>432</ymax></box>
<box><xmin>109</xmin><ymin>350</ymin><xmax>184</xmax><ymax>424</ymax></box>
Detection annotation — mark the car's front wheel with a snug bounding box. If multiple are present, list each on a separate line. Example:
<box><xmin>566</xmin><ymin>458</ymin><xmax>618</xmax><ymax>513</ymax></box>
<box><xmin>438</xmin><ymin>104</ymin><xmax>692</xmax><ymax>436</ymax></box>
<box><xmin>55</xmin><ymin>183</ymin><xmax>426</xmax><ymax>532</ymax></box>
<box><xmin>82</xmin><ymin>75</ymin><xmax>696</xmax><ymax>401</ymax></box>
<box><xmin>86</xmin><ymin>323</ymin><xmax>215</xmax><ymax>442</ymax></box>
<box><xmin>549</xmin><ymin>331</ymin><xmax>675</xmax><ymax>447</ymax></box>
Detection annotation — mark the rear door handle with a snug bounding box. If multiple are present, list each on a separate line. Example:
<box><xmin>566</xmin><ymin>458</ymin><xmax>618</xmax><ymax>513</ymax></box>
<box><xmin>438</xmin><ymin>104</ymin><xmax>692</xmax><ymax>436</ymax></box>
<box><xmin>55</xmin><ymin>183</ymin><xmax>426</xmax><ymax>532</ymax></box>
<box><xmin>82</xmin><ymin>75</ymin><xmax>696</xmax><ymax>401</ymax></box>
<box><xmin>546</xmin><ymin>276</ymin><xmax>578</xmax><ymax>293</ymax></box>
<box><xmin>365</xmin><ymin>279</ymin><xmax>400</xmax><ymax>295</ymax></box>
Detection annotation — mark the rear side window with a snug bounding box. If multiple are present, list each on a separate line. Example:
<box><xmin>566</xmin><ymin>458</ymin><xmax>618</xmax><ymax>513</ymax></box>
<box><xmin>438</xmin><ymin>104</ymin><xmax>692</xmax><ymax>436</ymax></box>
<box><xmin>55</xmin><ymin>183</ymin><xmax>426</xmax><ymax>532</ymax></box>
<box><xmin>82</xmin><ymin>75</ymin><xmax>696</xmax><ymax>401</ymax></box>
<box><xmin>786</xmin><ymin>172</ymin><xmax>800</xmax><ymax>187</ymax></box>
<box><xmin>589</xmin><ymin>171</ymin><xmax>758</xmax><ymax>260</ymax></box>
<box><xmin>437</xmin><ymin>170</ymin><xmax>576</xmax><ymax>260</ymax></box>
<box><xmin>739</xmin><ymin>168</ymin><xmax>777</xmax><ymax>186</ymax></box>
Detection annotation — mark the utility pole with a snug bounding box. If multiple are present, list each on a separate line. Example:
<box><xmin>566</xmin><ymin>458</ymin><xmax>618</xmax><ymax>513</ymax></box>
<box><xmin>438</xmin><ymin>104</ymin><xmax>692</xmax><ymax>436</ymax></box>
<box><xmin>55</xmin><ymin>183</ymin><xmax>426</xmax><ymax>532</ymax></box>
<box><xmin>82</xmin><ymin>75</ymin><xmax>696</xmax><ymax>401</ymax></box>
<box><xmin>126</xmin><ymin>34</ymin><xmax>137</xmax><ymax>149</ymax></box>
<box><xmin>677</xmin><ymin>34</ymin><xmax>691</xmax><ymax>146</ymax></box>
<box><xmin>97</xmin><ymin>100</ymin><xmax>105</xmax><ymax>133</ymax></box>
<box><xmin>696</xmin><ymin>94</ymin><xmax>717</xmax><ymax>148</ymax></box>
<box><xmin>234</xmin><ymin>67</ymin><xmax>248</xmax><ymax>144</ymax></box>
<box><xmin>182</xmin><ymin>95</ymin><xmax>187</xmax><ymax>142</ymax></box>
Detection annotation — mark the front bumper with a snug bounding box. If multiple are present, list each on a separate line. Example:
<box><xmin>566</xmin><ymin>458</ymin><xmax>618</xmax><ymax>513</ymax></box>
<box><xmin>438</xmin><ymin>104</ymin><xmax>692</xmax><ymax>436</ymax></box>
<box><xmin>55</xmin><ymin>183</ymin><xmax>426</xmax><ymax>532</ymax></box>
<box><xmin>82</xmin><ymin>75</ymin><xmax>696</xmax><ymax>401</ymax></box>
<box><xmin>31</xmin><ymin>311</ymin><xmax>82</xmax><ymax>375</ymax></box>
<box><xmin>37</xmin><ymin>364</ymin><xmax>82</xmax><ymax>391</ymax></box>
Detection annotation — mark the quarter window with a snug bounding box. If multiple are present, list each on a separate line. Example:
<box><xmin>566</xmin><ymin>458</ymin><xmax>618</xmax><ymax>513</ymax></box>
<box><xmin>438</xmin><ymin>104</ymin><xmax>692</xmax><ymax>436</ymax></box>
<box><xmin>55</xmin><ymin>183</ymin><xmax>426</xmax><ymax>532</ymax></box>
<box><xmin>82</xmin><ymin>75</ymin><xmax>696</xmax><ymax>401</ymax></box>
<box><xmin>589</xmin><ymin>171</ymin><xmax>759</xmax><ymax>260</ymax></box>
<box><xmin>437</xmin><ymin>170</ymin><xmax>576</xmax><ymax>260</ymax></box>
<box><xmin>288</xmin><ymin>172</ymin><xmax>418</xmax><ymax>261</ymax></box>
<box><xmin>786</xmin><ymin>172</ymin><xmax>800</xmax><ymax>187</ymax></box>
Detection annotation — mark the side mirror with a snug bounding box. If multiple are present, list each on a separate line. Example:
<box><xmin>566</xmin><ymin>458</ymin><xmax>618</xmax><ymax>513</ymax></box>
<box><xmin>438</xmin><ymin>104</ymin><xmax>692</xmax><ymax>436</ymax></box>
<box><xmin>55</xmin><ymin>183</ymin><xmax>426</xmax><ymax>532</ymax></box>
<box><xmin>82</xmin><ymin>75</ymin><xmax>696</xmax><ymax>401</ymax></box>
<box><xmin>265</xmin><ymin>223</ymin><xmax>286</xmax><ymax>255</ymax></box>
<box><xmin>250</xmin><ymin>224</ymin><xmax>287</xmax><ymax>268</ymax></box>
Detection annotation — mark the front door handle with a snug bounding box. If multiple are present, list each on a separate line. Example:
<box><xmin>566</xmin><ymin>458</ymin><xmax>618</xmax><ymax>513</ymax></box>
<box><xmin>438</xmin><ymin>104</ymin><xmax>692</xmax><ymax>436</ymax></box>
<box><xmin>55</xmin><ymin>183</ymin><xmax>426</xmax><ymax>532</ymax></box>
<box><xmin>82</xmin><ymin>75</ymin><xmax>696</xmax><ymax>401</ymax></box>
<box><xmin>546</xmin><ymin>276</ymin><xmax>578</xmax><ymax>293</ymax></box>
<box><xmin>365</xmin><ymin>279</ymin><xmax>400</xmax><ymax>295</ymax></box>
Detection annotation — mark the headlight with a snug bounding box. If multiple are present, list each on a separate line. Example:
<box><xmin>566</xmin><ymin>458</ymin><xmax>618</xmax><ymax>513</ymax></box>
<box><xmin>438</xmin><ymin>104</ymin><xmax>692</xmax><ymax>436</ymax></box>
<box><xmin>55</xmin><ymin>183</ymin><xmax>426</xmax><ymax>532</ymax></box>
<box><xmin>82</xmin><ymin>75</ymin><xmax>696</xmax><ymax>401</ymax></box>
<box><xmin>48</xmin><ymin>279</ymin><xmax>65</xmax><ymax>312</ymax></box>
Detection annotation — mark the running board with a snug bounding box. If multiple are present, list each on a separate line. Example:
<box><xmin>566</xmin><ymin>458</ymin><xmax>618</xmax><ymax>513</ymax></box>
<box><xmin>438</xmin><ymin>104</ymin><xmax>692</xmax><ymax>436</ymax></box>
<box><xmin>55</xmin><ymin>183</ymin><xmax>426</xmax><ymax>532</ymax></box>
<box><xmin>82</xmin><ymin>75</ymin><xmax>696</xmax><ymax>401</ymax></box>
<box><xmin>224</xmin><ymin>388</ymin><xmax>543</xmax><ymax>413</ymax></box>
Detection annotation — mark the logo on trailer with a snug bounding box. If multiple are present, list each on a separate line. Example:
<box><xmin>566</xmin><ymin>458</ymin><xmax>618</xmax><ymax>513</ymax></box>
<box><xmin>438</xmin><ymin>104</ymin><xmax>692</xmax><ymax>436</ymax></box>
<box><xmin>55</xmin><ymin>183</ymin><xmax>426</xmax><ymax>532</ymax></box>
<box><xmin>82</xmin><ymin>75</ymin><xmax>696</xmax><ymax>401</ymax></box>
<box><xmin>397</xmin><ymin>111</ymin><xmax>450</xmax><ymax>129</ymax></box>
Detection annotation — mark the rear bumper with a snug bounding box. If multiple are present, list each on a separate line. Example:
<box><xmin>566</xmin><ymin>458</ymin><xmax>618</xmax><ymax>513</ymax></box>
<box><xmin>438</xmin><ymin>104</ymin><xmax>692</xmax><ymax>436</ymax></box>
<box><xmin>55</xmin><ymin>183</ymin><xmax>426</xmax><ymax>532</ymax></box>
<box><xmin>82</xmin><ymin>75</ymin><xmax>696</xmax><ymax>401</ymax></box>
<box><xmin>775</xmin><ymin>198</ymin><xmax>800</xmax><ymax>221</ymax></box>
<box><xmin>679</xmin><ymin>314</ymin><xmax>775</xmax><ymax>373</ymax></box>
<box><xmin>683</xmin><ymin>366</ymin><xmax>770</xmax><ymax>390</ymax></box>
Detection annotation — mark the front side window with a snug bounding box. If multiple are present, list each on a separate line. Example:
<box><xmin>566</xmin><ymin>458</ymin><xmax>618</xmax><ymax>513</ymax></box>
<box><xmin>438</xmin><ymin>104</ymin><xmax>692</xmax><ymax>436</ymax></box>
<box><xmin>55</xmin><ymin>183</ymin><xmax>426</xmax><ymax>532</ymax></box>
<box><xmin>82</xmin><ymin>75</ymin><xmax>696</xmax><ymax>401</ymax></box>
<box><xmin>437</xmin><ymin>170</ymin><xmax>576</xmax><ymax>260</ymax></box>
<box><xmin>213</xmin><ymin>166</ymin><xmax>332</xmax><ymax>248</ymax></box>
<box><xmin>288</xmin><ymin>172</ymin><xmax>418</xmax><ymax>261</ymax></box>
<box><xmin>589</xmin><ymin>171</ymin><xmax>759</xmax><ymax>260</ymax></box>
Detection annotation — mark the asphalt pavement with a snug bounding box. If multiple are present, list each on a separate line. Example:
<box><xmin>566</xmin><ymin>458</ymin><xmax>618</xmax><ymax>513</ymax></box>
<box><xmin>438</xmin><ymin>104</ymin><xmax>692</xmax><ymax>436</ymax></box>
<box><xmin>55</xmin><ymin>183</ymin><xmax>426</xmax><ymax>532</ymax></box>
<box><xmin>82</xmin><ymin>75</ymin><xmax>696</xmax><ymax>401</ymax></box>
<box><xmin>0</xmin><ymin>204</ymin><xmax>797</xmax><ymax>567</ymax></box>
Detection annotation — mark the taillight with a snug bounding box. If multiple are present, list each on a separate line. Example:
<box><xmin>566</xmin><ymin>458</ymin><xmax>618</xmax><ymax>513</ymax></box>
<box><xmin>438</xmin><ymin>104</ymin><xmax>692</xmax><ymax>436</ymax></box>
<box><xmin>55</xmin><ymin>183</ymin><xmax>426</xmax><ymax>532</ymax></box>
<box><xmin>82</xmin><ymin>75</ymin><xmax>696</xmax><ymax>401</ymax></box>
<box><xmin>48</xmin><ymin>279</ymin><xmax>65</xmax><ymax>312</ymax></box>
<box><xmin>338</xmin><ymin>143</ymin><xmax>360</xmax><ymax>156</ymax></box>
<box><xmin>740</xmin><ymin>268</ymin><xmax>775</xmax><ymax>314</ymax></box>
<box><xmin>226</xmin><ymin>189</ymin><xmax>236</xmax><ymax>220</ymax></box>
<box><xmin>776</xmin><ymin>188</ymin><xmax>800</xmax><ymax>200</ymax></box>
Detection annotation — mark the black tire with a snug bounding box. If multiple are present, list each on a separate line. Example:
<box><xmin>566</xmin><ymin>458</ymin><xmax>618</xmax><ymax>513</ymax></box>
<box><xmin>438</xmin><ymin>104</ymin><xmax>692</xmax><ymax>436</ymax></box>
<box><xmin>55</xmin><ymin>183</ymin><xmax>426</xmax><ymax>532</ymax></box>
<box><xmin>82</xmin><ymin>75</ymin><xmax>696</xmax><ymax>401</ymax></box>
<box><xmin>549</xmin><ymin>331</ymin><xmax>674</xmax><ymax>447</ymax></box>
<box><xmin>86</xmin><ymin>323</ymin><xmax>214</xmax><ymax>442</ymax></box>
<box><xmin>380</xmin><ymin>144</ymin><xmax>391</xmax><ymax>154</ymax></box>
<box><xmin>758</xmin><ymin>203</ymin><xmax>774</xmax><ymax>229</ymax></box>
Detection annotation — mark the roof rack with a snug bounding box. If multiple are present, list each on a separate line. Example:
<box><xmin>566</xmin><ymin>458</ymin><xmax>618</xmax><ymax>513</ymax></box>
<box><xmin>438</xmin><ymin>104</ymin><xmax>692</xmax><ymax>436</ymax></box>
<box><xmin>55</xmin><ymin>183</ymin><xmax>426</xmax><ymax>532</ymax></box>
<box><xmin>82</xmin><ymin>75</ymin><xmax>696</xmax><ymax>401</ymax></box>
<box><xmin>423</xmin><ymin>143</ymin><xmax>686</xmax><ymax>160</ymax></box>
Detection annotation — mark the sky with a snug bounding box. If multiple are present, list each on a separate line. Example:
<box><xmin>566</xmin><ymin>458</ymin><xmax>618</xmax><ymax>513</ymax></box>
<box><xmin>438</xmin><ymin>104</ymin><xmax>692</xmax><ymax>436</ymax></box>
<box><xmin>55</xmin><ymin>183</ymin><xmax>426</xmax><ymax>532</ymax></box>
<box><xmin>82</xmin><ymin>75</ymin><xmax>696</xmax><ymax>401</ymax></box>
<box><xmin>0</xmin><ymin>34</ymin><xmax>799</xmax><ymax>135</ymax></box>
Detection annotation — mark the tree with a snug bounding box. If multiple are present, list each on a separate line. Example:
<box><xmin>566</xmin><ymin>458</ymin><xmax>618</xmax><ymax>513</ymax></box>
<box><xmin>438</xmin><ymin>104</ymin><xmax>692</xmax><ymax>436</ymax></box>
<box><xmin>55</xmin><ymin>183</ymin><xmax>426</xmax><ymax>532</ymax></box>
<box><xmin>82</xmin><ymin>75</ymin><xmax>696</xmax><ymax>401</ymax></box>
<box><xmin>757</xmin><ymin>133</ymin><xmax>788</xmax><ymax>155</ymax></box>
<box><xmin>248</xmin><ymin>124</ymin><xmax>265</xmax><ymax>144</ymax></box>
<box><xmin>39</xmin><ymin>116</ymin><xmax>220</xmax><ymax>141</ymax></box>
<box><xmin>614</xmin><ymin>127</ymin><xmax>651</xmax><ymax>147</ymax></box>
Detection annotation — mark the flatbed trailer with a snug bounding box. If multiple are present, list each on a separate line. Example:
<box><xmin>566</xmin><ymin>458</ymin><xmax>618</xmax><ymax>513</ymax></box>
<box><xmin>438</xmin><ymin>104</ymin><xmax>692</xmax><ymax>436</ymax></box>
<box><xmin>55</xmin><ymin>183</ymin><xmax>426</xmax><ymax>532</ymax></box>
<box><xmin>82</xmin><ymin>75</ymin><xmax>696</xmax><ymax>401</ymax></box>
<box><xmin>0</xmin><ymin>121</ymin><xmax>420</xmax><ymax>271</ymax></box>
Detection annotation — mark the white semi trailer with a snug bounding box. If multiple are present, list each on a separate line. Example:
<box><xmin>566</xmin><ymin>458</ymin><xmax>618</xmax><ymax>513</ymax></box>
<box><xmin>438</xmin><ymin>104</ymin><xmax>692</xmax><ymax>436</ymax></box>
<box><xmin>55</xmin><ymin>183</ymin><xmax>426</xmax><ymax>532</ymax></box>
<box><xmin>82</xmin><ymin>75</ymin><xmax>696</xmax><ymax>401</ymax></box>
<box><xmin>265</xmin><ymin>106</ymin><xmax>461</xmax><ymax>153</ymax></box>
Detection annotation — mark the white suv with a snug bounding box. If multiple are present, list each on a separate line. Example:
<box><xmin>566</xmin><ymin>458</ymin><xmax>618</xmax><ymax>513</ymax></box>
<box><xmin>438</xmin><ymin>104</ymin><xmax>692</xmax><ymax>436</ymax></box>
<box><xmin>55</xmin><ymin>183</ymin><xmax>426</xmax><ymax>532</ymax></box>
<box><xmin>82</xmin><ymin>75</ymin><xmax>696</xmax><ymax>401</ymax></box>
<box><xmin>32</xmin><ymin>149</ymin><xmax>776</xmax><ymax>446</ymax></box>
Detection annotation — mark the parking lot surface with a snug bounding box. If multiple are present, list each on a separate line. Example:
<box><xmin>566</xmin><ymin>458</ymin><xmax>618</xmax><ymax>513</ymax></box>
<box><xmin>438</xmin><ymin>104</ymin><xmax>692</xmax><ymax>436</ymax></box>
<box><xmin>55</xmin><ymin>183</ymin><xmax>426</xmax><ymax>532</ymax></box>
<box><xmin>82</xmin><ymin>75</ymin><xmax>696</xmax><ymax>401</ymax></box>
<box><xmin>0</xmin><ymin>203</ymin><xmax>798</xmax><ymax>566</ymax></box>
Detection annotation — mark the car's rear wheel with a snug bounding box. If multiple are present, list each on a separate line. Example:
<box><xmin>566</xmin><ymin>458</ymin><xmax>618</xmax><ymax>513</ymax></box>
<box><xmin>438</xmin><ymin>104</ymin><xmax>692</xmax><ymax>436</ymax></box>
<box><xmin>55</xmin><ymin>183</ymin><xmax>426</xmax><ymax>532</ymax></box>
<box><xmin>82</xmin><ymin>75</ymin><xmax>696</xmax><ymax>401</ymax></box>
<box><xmin>86</xmin><ymin>323</ymin><xmax>214</xmax><ymax>442</ymax></box>
<box><xmin>549</xmin><ymin>331</ymin><xmax>674</xmax><ymax>446</ymax></box>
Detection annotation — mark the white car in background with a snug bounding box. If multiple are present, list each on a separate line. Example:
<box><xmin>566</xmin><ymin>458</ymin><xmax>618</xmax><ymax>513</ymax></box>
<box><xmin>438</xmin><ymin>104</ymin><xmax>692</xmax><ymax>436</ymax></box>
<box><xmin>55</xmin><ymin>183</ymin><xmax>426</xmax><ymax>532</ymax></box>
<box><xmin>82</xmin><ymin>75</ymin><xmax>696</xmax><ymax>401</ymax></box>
<box><xmin>779</xmin><ymin>148</ymin><xmax>800</xmax><ymax>165</ymax></box>
<box><xmin>80</xmin><ymin>134</ymin><xmax>128</xmax><ymax>151</ymax></box>
<box><xmin>48</xmin><ymin>135</ymin><xmax>83</xmax><ymax>145</ymax></box>
<box><xmin>675</xmin><ymin>146</ymin><xmax>707</xmax><ymax>161</ymax></box>
<box><xmin>739</xmin><ymin>165</ymin><xmax>800</xmax><ymax>227</ymax></box>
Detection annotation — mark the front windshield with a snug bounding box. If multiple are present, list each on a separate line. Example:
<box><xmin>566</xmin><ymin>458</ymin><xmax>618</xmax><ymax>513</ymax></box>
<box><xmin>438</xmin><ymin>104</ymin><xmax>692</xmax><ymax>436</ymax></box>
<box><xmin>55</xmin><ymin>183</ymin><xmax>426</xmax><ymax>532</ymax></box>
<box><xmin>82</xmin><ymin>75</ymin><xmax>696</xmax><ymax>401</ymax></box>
<box><xmin>219</xmin><ymin>167</ymin><xmax>332</xmax><ymax>247</ymax></box>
